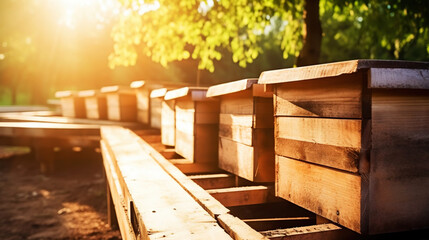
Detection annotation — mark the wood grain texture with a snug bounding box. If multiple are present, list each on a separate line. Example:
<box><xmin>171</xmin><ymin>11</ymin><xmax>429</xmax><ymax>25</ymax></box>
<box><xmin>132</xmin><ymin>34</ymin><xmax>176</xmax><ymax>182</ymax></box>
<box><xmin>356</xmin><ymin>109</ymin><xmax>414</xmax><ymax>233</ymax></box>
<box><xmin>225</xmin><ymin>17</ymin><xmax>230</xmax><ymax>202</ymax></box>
<box><xmin>219</xmin><ymin>137</ymin><xmax>254</xmax><ymax>180</ymax></box>
<box><xmin>260</xmin><ymin>223</ymin><xmax>358</xmax><ymax>240</ymax></box>
<box><xmin>368</xmin><ymin>89</ymin><xmax>429</xmax><ymax>234</ymax></box>
<box><xmin>207</xmin><ymin>186</ymin><xmax>274</xmax><ymax>207</ymax></box>
<box><xmin>276</xmin><ymin>117</ymin><xmax>361</xmax><ymax>148</ymax></box>
<box><xmin>101</xmin><ymin>127</ymin><xmax>232</xmax><ymax>239</ymax></box>
<box><xmin>218</xmin><ymin>213</ymin><xmax>268</xmax><ymax>240</ymax></box>
<box><xmin>258</xmin><ymin>59</ymin><xmax>429</xmax><ymax>85</ymax></box>
<box><xmin>276</xmin><ymin>155</ymin><xmax>362</xmax><ymax>233</ymax></box>
<box><xmin>274</xmin><ymin>73</ymin><xmax>362</xmax><ymax>118</ymax></box>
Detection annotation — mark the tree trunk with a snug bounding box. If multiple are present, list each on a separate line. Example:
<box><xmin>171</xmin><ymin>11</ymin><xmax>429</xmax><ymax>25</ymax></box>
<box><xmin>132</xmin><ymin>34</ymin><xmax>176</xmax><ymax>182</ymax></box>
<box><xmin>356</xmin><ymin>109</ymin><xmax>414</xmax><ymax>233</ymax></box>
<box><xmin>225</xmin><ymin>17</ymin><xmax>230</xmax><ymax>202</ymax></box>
<box><xmin>296</xmin><ymin>0</ymin><xmax>322</xmax><ymax>67</ymax></box>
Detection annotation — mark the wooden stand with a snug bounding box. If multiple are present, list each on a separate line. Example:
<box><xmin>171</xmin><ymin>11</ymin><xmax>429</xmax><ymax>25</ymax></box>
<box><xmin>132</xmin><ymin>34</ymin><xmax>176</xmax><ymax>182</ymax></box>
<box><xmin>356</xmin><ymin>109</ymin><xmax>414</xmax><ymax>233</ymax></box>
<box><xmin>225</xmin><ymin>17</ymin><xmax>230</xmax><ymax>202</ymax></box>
<box><xmin>78</xmin><ymin>90</ymin><xmax>107</xmax><ymax>120</ymax></box>
<box><xmin>55</xmin><ymin>91</ymin><xmax>86</xmax><ymax>118</ymax></box>
<box><xmin>101</xmin><ymin>85</ymin><xmax>137</xmax><ymax>122</ymax></box>
<box><xmin>207</xmin><ymin>79</ymin><xmax>275</xmax><ymax>182</ymax></box>
<box><xmin>259</xmin><ymin>59</ymin><xmax>429</xmax><ymax>234</ymax></box>
<box><xmin>165</xmin><ymin>87</ymin><xmax>220</xmax><ymax>170</ymax></box>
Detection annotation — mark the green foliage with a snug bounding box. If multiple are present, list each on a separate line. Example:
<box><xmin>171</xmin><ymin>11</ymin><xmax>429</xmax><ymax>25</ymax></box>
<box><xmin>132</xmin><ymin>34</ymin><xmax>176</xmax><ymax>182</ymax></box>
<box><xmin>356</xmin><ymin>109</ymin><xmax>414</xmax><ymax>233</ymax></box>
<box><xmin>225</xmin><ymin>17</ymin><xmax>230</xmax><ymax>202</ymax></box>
<box><xmin>110</xmin><ymin>0</ymin><xmax>429</xmax><ymax>72</ymax></box>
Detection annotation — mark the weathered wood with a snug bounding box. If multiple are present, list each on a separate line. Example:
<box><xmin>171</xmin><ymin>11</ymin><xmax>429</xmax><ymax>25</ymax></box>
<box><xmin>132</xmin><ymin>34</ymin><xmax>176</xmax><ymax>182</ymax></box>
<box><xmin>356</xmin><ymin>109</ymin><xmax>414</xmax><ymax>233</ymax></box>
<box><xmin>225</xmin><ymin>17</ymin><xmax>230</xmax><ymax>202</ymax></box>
<box><xmin>101</xmin><ymin>127</ymin><xmax>233</xmax><ymax>239</ymax></box>
<box><xmin>369</xmin><ymin>68</ymin><xmax>429</xmax><ymax>89</ymax></box>
<box><xmin>169</xmin><ymin>159</ymin><xmax>221</xmax><ymax>174</ymax></box>
<box><xmin>368</xmin><ymin>89</ymin><xmax>429</xmax><ymax>234</ymax></box>
<box><xmin>188</xmin><ymin>174</ymin><xmax>236</xmax><ymax>190</ymax></box>
<box><xmin>276</xmin><ymin>117</ymin><xmax>361</xmax><ymax>173</ymax></box>
<box><xmin>274</xmin><ymin>73</ymin><xmax>363</xmax><ymax>118</ymax></box>
<box><xmin>217</xmin><ymin>213</ymin><xmax>268</xmax><ymax>240</ymax></box>
<box><xmin>207</xmin><ymin>186</ymin><xmax>275</xmax><ymax>207</ymax></box>
<box><xmin>258</xmin><ymin>59</ymin><xmax>429</xmax><ymax>85</ymax></box>
<box><xmin>260</xmin><ymin>223</ymin><xmax>358</xmax><ymax>240</ymax></box>
<box><xmin>276</xmin><ymin>155</ymin><xmax>363</xmax><ymax>233</ymax></box>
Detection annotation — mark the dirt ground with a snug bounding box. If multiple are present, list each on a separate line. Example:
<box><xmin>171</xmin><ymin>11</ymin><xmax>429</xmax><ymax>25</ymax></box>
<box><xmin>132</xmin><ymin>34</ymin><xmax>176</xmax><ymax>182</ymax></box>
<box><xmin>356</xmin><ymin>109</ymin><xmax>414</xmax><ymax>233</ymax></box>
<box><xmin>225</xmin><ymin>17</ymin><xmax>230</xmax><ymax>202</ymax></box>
<box><xmin>0</xmin><ymin>147</ymin><xmax>121</xmax><ymax>240</ymax></box>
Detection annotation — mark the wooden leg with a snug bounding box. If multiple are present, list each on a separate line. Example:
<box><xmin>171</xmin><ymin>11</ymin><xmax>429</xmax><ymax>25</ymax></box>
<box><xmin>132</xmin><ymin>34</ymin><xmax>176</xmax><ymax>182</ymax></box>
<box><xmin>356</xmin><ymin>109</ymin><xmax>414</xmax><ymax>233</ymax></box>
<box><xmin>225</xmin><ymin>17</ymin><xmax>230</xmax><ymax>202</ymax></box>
<box><xmin>106</xmin><ymin>181</ymin><xmax>118</xmax><ymax>229</ymax></box>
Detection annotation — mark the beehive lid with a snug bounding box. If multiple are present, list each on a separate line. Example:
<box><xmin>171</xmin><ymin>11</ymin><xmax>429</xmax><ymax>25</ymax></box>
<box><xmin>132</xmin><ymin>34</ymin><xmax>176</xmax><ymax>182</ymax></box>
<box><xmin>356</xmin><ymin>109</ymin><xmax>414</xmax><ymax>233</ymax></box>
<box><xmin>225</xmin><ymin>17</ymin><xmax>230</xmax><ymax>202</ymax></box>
<box><xmin>55</xmin><ymin>90</ymin><xmax>76</xmax><ymax>98</ymax></box>
<box><xmin>78</xmin><ymin>90</ymin><xmax>98</xmax><ymax>97</ymax></box>
<box><xmin>258</xmin><ymin>59</ymin><xmax>429</xmax><ymax>89</ymax></box>
<box><xmin>100</xmin><ymin>85</ymin><xmax>134</xmax><ymax>94</ymax></box>
<box><xmin>164</xmin><ymin>87</ymin><xmax>209</xmax><ymax>101</ymax></box>
<box><xmin>206</xmin><ymin>79</ymin><xmax>258</xmax><ymax>97</ymax></box>
<box><xmin>150</xmin><ymin>88</ymin><xmax>168</xmax><ymax>98</ymax></box>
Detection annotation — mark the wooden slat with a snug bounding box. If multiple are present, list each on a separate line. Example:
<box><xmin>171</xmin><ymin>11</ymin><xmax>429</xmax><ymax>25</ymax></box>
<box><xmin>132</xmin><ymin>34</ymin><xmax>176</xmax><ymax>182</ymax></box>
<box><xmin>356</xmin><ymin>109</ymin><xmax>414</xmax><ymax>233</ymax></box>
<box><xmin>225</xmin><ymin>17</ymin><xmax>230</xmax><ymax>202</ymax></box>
<box><xmin>0</xmin><ymin>113</ymin><xmax>143</xmax><ymax>128</ymax></box>
<box><xmin>258</xmin><ymin>59</ymin><xmax>429</xmax><ymax>85</ymax></box>
<box><xmin>188</xmin><ymin>174</ymin><xmax>236</xmax><ymax>190</ymax></box>
<box><xmin>219</xmin><ymin>137</ymin><xmax>254</xmax><ymax>181</ymax></box>
<box><xmin>169</xmin><ymin>159</ymin><xmax>221</xmax><ymax>174</ymax></box>
<box><xmin>165</xmin><ymin>87</ymin><xmax>209</xmax><ymax>101</ymax></box>
<box><xmin>218</xmin><ymin>213</ymin><xmax>268</xmax><ymax>240</ymax></box>
<box><xmin>207</xmin><ymin>186</ymin><xmax>274</xmax><ymax>207</ymax></box>
<box><xmin>276</xmin><ymin>155</ymin><xmax>362</xmax><ymax>233</ymax></box>
<box><xmin>276</xmin><ymin>117</ymin><xmax>361</xmax><ymax>172</ymax></box>
<box><xmin>260</xmin><ymin>223</ymin><xmax>357</xmax><ymax>240</ymax></box>
<box><xmin>274</xmin><ymin>73</ymin><xmax>363</xmax><ymax>118</ymax></box>
<box><xmin>135</xmin><ymin>88</ymin><xmax>150</xmax><ymax>124</ymax></box>
<box><xmin>0</xmin><ymin>122</ymin><xmax>100</xmax><ymax>138</ymax></box>
<box><xmin>100</xmin><ymin>127</ymin><xmax>233</xmax><ymax>239</ymax></box>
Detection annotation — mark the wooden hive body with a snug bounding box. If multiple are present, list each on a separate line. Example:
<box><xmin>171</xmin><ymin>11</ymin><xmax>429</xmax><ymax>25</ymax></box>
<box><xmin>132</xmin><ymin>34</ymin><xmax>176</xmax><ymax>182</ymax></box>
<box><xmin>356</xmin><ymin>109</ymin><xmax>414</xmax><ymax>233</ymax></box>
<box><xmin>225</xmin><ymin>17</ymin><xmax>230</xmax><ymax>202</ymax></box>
<box><xmin>78</xmin><ymin>90</ymin><xmax>107</xmax><ymax>120</ymax></box>
<box><xmin>165</xmin><ymin>87</ymin><xmax>220</xmax><ymax>165</ymax></box>
<box><xmin>259</xmin><ymin>60</ymin><xmax>429</xmax><ymax>234</ymax></box>
<box><xmin>55</xmin><ymin>91</ymin><xmax>86</xmax><ymax>118</ymax></box>
<box><xmin>101</xmin><ymin>86</ymin><xmax>137</xmax><ymax>122</ymax></box>
<box><xmin>207</xmin><ymin>79</ymin><xmax>275</xmax><ymax>182</ymax></box>
<box><xmin>161</xmin><ymin>98</ymin><xmax>176</xmax><ymax>146</ymax></box>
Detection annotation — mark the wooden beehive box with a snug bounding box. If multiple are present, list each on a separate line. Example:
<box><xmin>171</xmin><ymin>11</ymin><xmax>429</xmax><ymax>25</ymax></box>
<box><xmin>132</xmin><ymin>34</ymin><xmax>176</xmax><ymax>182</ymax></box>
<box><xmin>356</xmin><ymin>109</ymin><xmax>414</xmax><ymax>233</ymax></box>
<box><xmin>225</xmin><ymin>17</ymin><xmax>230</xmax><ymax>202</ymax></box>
<box><xmin>207</xmin><ymin>79</ymin><xmax>274</xmax><ymax>182</ymax></box>
<box><xmin>161</xmin><ymin>92</ymin><xmax>176</xmax><ymax>146</ymax></box>
<box><xmin>149</xmin><ymin>88</ymin><xmax>168</xmax><ymax>129</ymax></box>
<box><xmin>101</xmin><ymin>85</ymin><xmax>137</xmax><ymax>121</ymax></box>
<box><xmin>78</xmin><ymin>90</ymin><xmax>107</xmax><ymax>120</ymax></box>
<box><xmin>259</xmin><ymin>60</ymin><xmax>429</xmax><ymax>235</ymax></box>
<box><xmin>130</xmin><ymin>81</ymin><xmax>158</xmax><ymax>125</ymax></box>
<box><xmin>164</xmin><ymin>87</ymin><xmax>220</xmax><ymax>165</ymax></box>
<box><xmin>55</xmin><ymin>90</ymin><xmax>86</xmax><ymax>118</ymax></box>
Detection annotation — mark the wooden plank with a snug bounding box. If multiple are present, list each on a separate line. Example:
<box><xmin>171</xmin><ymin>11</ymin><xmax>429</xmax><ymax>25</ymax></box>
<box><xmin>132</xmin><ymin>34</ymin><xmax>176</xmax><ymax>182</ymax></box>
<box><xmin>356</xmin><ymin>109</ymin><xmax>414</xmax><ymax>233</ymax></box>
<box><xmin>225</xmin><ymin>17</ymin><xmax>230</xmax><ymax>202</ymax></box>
<box><xmin>369</xmin><ymin>68</ymin><xmax>429</xmax><ymax>89</ymax></box>
<box><xmin>368</xmin><ymin>89</ymin><xmax>429</xmax><ymax>234</ymax></box>
<box><xmin>0</xmin><ymin>106</ymin><xmax>50</xmax><ymax>113</ymax></box>
<box><xmin>260</xmin><ymin>223</ymin><xmax>358</xmax><ymax>240</ymax></box>
<box><xmin>219</xmin><ymin>137</ymin><xmax>254</xmax><ymax>180</ymax></box>
<box><xmin>207</xmin><ymin>186</ymin><xmax>274</xmax><ymax>207</ymax></box>
<box><xmin>220</xmin><ymin>113</ymin><xmax>253</xmax><ymax>128</ymax></box>
<box><xmin>194</xmin><ymin>124</ymin><xmax>219</xmax><ymax>163</ymax></box>
<box><xmin>219</xmin><ymin>124</ymin><xmax>253</xmax><ymax>146</ymax></box>
<box><xmin>276</xmin><ymin>155</ymin><xmax>362</xmax><ymax>233</ymax></box>
<box><xmin>276</xmin><ymin>117</ymin><xmax>361</xmax><ymax>172</ymax></box>
<box><xmin>207</xmin><ymin>78</ymin><xmax>258</xmax><ymax>97</ymax></box>
<box><xmin>0</xmin><ymin>122</ymin><xmax>100</xmax><ymax>138</ymax></box>
<box><xmin>135</xmin><ymin>88</ymin><xmax>150</xmax><ymax>124</ymax></box>
<box><xmin>258</xmin><ymin>59</ymin><xmax>429</xmax><ymax>85</ymax></box>
<box><xmin>101</xmin><ymin>127</ymin><xmax>233</xmax><ymax>239</ymax></box>
<box><xmin>101</xmin><ymin>140</ymin><xmax>136</xmax><ymax>240</ymax></box>
<box><xmin>274</xmin><ymin>73</ymin><xmax>363</xmax><ymax>118</ymax></box>
<box><xmin>150</xmin><ymin>88</ymin><xmax>168</xmax><ymax>98</ymax></box>
<box><xmin>84</xmin><ymin>96</ymin><xmax>107</xmax><ymax>120</ymax></box>
<box><xmin>217</xmin><ymin>213</ymin><xmax>268</xmax><ymax>240</ymax></box>
<box><xmin>106</xmin><ymin>93</ymin><xmax>137</xmax><ymax>121</ymax></box>
<box><xmin>188</xmin><ymin>174</ymin><xmax>236</xmax><ymax>190</ymax></box>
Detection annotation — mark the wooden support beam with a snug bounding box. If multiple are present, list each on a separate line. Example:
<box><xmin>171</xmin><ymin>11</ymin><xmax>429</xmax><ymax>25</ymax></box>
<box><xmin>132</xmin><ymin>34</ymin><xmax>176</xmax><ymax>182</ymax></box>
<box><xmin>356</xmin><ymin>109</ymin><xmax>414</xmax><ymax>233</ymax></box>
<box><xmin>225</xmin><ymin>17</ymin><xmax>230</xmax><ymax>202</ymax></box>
<box><xmin>188</xmin><ymin>174</ymin><xmax>236</xmax><ymax>190</ymax></box>
<box><xmin>101</xmin><ymin>127</ymin><xmax>233</xmax><ymax>239</ymax></box>
<box><xmin>169</xmin><ymin>159</ymin><xmax>222</xmax><ymax>174</ymax></box>
<box><xmin>207</xmin><ymin>186</ymin><xmax>276</xmax><ymax>207</ymax></box>
<box><xmin>159</xmin><ymin>148</ymin><xmax>180</xmax><ymax>159</ymax></box>
<box><xmin>260</xmin><ymin>223</ymin><xmax>358</xmax><ymax>240</ymax></box>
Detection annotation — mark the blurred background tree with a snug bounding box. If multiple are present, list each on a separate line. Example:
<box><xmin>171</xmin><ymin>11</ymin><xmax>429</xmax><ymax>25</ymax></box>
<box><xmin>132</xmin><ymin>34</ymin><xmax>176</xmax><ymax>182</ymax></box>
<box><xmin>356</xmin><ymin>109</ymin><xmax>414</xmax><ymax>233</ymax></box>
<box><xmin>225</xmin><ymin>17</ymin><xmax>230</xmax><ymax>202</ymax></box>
<box><xmin>1</xmin><ymin>0</ymin><xmax>428</xmax><ymax>105</ymax></box>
